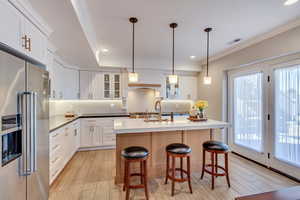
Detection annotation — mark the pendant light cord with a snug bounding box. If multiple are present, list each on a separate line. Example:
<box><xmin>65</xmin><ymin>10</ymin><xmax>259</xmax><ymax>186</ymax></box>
<box><xmin>132</xmin><ymin>22</ymin><xmax>135</xmax><ymax>73</ymax></box>
<box><xmin>172</xmin><ymin>26</ymin><xmax>175</xmax><ymax>75</ymax></box>
<box><xmin>206</xmin><ymin>30</ymin><xmax>209</xmax><ymax>77</ymax></box>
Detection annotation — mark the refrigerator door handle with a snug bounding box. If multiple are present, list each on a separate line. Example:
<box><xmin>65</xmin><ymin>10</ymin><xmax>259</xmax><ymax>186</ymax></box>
<box><xmin>30</xmin><ymin>92</ymin><xmax>37</xmax><ymax>173</ymax></box>
<box><xmin>17</xmin><ymin>92</ymin><xmax>30</xmax><ymax>176</ymax></box>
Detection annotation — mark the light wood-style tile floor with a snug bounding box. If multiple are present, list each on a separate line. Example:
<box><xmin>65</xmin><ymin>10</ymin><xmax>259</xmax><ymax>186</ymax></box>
<box><xmin>49</xmin><ymin>150</ymin><xmax>298</xmax><ymax>200</ymax></box>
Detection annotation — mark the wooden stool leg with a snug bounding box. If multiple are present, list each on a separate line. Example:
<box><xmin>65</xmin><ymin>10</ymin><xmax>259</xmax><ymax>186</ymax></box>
<box><xmin>165</xmin><ymin>153</ymin><xmax>169</xmax><ymax>184</ymax></box>
<box><xmin>187</xmin><ymin>156</ymin><xmax>193</xmax><ymax>194</ymax></box>
<box><xmin>143</xmin><ymin>160</ymin><xmax>149</xmax><ymax>200</ymax></box>
<box><xmin>211</xmin><ymin>152</ymin><xmax>215</xmax><ymax>190</ymax></box>
<box><xmin>171</xmin><ymin>156</ymin><xmax>176</xmax><ymax>196</ymax></box>
<box><xmin>140</xmin><ymin>161</ymin><xmax>144</xmax><ymax>184</ymax></box>
<box><xmin>215</xmin><ymin>153</ymin><xmax>218</xmax><ymax>176</ymax></box>
<box><xmin>200</xmin><ymin>149</ymin><xmax>206</xmax><ymax>179</ymax></box>
<box><xmin>225</xmin><ymin>153</ymin><xmax>231</xmax><ymax>188</ymax></box>
<box><xmin>180</xmin><ymin>157</ymin><xmax>183</xmax><ymax>179</ymax></box>
<box><xmin>123</xmin><ymin>160</ymin><xmax>128</xmax><ymax>191</ymax></box>
<box><xmin>125</xmin><ymin>161</ymin><xmax>131</xmax><ymax>200</ymax></box>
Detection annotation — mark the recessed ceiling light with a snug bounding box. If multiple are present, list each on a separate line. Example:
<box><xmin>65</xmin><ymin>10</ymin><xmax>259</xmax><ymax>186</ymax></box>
<box><xmin>284</xmin><ymin>0</ymin><xmax>299</xmax><ymax>6</ymax></box>
<box><xmin>101</xmin><ymin>48</ymin><xmax>109</xmax><ymax>53</ymax></box>
<box><xmin>190</xmin><ymin>56</ymin><xmax>196</xmax><ymax>59</ymax></box>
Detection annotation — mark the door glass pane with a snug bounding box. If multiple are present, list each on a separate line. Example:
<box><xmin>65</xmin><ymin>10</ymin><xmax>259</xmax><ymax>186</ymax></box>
<box><xmin>275</xmin><ymin>65</ymin><xmax>300</xmax><ymax>166</ymax></box>
<box><xmin>233</xmin><ymin>73</ymin><xmax>263</xmax><ymax>152</ymax></box>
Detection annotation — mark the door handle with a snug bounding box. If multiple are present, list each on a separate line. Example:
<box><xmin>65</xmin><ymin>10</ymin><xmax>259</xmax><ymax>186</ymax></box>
<box><xmin>30</xmin><ymin>92</ymin><xmax>37</xmax><ymax>173</ymax></box>
<box><xmin>18</xmin><ymin>92</ymin><xmax>29</xmax><ymax>176</ymax></box>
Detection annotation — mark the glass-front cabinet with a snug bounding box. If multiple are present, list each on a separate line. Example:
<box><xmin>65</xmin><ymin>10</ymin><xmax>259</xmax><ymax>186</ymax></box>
<box><xmin>103</xmin><ymin>73</ymin><xmax>121</xmax><ymax>99</ymax></box>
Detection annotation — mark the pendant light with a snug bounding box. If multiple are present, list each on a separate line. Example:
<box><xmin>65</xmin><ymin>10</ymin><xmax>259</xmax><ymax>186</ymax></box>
<box><xmin>203</xmin><ymin>27</ymin><xmax>212</xmax><ymax>85</ymax></box>
<box><xmin>168</xmin><ymin>23</ymin><xmax>178</xmax><ymax>84</ymax></box>
<box><xmin>128</xmin><ymin>17</ymin><xmax>138</xmax><ymax>83</ymax></box>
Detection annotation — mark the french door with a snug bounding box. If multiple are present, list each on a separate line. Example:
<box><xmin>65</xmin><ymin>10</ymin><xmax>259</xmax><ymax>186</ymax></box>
<box><xmin>269</xmin><ymin>60</ymin><xmax>300</xmax><ymax>179</ymax></box>
<box><xmin>228</xmin><ymin>66</ymin><xmax>269</xmax><ymax>165</ymax></box>
<box><xmin>228</xmin><ymin>60</ymin><xmax>300</xmax><ymax>179</ymax></box>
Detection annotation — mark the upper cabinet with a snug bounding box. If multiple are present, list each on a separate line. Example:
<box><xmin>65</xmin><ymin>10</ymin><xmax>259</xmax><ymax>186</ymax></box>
<box><xmin>79</xmin><ymin>71</ymin><xmax>122</xmax><ymax>100</ymax></box>
<box><xmin>0</xmin><ymin>1</ymin><xmax>47</xmax><ymax>64</ymax></box>
<box><xmin>23</xmin><ymin>17</ymin><xmax>47</xmax><ymax>64</ymax></box>
<box><xmin>103</xmin><ymin>73</ymin><xmax>121</xmax><ymax>99</ymax></box>
<box><xmin>47</xmin><ymin>50</ymin><xmax>79</xmax><ymax>100</ymax></box>
<box><xmin>0</xmin><ymin>1</ymin><xmax>22</xmax><ymax>51</ymax></box>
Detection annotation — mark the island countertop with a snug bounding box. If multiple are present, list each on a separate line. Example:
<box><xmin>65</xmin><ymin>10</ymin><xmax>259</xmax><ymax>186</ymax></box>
<box><xmin>114</xmin><ymin>116</ymin><xmax>229</xmax><ymax>134</ymax></box>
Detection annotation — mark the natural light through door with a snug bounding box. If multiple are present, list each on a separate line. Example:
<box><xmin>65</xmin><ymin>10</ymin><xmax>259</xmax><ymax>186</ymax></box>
<box><xmin>233</xmin><ymin>73</ymin><xmax>263</xmax><ymax>152</ymax></box>
<box><xmin>274</xmin><ymin>65</ymin><xmax>300</xmax><ymax>167</ymax></box>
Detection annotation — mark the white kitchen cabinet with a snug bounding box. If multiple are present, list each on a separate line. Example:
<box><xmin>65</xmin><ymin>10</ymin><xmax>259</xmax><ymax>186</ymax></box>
<box><xmin>22</xmin><ymin>17</ymin><xmax>47</xmax><ymax>63</ymax></box>
<box><xmin>49</xmin><ymin>120</ymin><xmax>79</xmax><ymax>184</ymax></box>
<box><xmin>80</xmin><ymin>119</ymin><xmax>102</xmax><ymax>148</ymax></box>
<box><xmin>0</xmin><ymin>1</ymin><xmax>47</xmax><ymax>63</ymax></box>
<box><xmin>80</xmin><ymin>118</ymin><xmax>116</xmax><ymax>149</ymax></box>
<box><xmin>48</xmin><ymin>55</ymin><xmax>79</xmax><ymax>100</ymax></box>
<box><xmin>80</xmin><ymin>71</ymin><xmax>122</xmax><ymax>100</ymax></box>
<box><xmin>80</xmin><ymin>71</ymin><xmax>103</xmax><ymax>99</ymax></box>
<box><xmin>103</xmin><ymin>73</ymin><xmax>121</xmax><ymax>99</ymax></box>
<box><xmin>63</xmin><ymin>67</ymin><xmax>79</xmax><ymax>99</ymax></box>
<box><xmin>0</xmin><ymin>1</ymin><xmax>22</xmax><ymax>51</ymax></box>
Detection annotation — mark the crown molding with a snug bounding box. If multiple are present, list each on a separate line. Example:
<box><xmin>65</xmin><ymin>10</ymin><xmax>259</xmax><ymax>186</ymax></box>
<box><xmin>200</xmin><ymin>17</ymin><xmax>300</xmax><ymax>64</ymax></box>
<box><xmin>8</xmin><ymin>0</ymin><xmax>53</xmax><ymax>37</ymax></box>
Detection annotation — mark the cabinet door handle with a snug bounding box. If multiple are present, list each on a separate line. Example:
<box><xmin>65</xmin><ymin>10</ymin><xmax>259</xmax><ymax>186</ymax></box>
<box><xmin>28</xmin><ymin>37</ymin><xmax>32</xmax><ymax>52</ymax></box>
<box><xmin>22</xmin><ymin>35</ymin><xmax>28</xmax><ymax>50</ymax></box>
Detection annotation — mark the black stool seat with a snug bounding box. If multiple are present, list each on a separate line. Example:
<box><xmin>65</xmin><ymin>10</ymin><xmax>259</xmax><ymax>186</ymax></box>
<box><xmin>203</xmin><ymin>141</ymin><xmax>229</xmax><ymax>151</ymax></box>
<box><xmin>122</xmin><ymin>146</ymin><xmax>149</xmax><ymax>159</ymax></box>
<box><xmin>166</xmin><ymin>143</ymin><xmax>191</xmax><ymax>154</ymax></box>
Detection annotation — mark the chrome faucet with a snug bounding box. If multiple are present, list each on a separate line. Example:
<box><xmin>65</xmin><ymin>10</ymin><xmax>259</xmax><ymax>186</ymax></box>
<box><xmin>154</xmin><ymin>99</ymin><xmax>162</xmax><ymax>121</ymax></box>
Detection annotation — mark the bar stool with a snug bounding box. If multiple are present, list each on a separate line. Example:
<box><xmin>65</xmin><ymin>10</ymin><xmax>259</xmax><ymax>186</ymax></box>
<box><xmin>122</xmin><ymin>146</ymin><xmax>149</xmax><ymax>200</ymax></box>
<box><xmin>200</xmin><ymin>140</ymin><xmax>230</xmax><ymax>190</ymax></box>
<box><xmin>165</xmin><ymin>143</ymin><xmax>193</xmax><ymax>196</ymax></box>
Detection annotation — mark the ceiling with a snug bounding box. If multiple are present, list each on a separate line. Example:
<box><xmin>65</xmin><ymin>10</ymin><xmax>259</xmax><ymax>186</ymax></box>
<box><xmin>29</xmin><ymin>0</ymin><xmax>300</xmax><ymax>70</ymax></box>
<box><xmin>28</xmin><ymin>0</ymin><xmax>98</xmax><ymax>68</ymax></box>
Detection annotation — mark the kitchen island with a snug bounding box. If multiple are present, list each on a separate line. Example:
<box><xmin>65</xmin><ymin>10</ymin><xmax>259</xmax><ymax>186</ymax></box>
<box><xmin>114</xmin><ymin>117</ymin><xmax>228</xmax><ymax>183</ymax></box>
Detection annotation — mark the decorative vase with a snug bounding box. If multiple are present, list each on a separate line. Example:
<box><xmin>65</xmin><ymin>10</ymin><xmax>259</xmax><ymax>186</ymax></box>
<box><xmin>198</xmin><ymin>109</ymin><xmax>204</xmax><ymax>119</ymax></box>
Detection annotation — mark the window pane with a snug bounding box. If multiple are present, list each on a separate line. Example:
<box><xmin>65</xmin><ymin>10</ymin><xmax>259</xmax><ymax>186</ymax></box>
<box><xmin>233</xmin><ymin>73</ymin><xmax>263</xmax><ymax>152</ymax></box>
<box><xmin>275</xmin><ymin>65</ymin><xmax>300</xmax><ymax>166</ymax></box>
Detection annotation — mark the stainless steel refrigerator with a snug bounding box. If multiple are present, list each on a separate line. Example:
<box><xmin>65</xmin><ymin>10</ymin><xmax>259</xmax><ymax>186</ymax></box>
<box><xmin>0</xmin><ymin>44</ymin><xmax>49</xmax><ymax>200</ymax></box>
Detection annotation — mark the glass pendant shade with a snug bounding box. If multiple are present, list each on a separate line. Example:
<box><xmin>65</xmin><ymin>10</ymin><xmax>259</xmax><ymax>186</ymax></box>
<box><xmin>128</xmin><ymin>72</ymin><xmax>138</xmax><ymax>83</ymax></box>
<box><xmin>203</xmin><ymin>76</ymin><xmax>212</xmax><ymax>85</ymax></box>
<box><xmin>168</xmin><ymin>74</ymin><xmax>178</xmax><ymax>84</ymax></box>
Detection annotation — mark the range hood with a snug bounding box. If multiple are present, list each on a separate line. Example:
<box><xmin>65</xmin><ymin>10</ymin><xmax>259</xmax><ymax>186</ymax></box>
<box><xmin>128</xmin><ymin>83</ymin><xmax>161</xmax><ymax>89</ymax></box>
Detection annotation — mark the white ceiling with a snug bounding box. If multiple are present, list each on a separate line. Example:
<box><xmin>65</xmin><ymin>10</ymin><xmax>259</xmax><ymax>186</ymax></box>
<box><xmin>28</xmin><ymin>0</ymin><xmax>98</xmax><ymax>68</ymax></box>
<box><xmin>29</xmin><ymin>0</ymin><xmax>300</xmax><ymax>70</ymax></box>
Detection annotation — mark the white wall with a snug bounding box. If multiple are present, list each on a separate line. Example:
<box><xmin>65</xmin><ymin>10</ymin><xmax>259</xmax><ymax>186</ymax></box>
<box><xmin>198</xmin><ymin>25</ymin><xmax>300</xmax><ymax>141</ymax></box>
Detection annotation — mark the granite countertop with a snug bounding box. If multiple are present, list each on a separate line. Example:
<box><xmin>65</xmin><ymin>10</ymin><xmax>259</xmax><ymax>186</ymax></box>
<box><xmin>49</xmin><ymin>113</ymin><xmax>130</xmax><ymax>132</ymax></box>
<box><xmin>114</xmin><ymin>116</ymin><xmax>229</xmax><ymax>134</ymax></box>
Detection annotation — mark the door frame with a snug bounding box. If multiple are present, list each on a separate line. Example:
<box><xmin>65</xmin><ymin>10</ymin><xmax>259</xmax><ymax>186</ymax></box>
<box><xmin>228</xmin><ymin>65</ymin><xmax>270</xmax><ymax>165</ymax></box>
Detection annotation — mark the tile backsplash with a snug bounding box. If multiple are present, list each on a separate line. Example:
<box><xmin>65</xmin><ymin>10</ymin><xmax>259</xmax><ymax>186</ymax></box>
<box><xmin>49</xmin><ymin>99</ymin><xmax>194</xmax><ymax>117</ymax></box>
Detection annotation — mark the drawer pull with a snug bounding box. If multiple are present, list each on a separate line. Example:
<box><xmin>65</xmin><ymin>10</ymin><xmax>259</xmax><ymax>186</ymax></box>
<box><xmin>52</xmin><ymin>144</ymin><xmax>59</xmax><ymax>151</ymax></box>
<box><xmin>51</xmin><ymin>157</ymin><xmax>59</xmax><ymax>164</ymax></box>
<box><xmin>52</xmin><ymin>133</ymin><xmax>60</xmax><ymax>138</ymax></box>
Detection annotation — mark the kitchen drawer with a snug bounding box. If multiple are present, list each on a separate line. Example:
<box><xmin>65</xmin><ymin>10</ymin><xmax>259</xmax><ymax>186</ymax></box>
<box><xmin>103</xmin><ymin>134</ymin><xmax>116</xmax><ymax>143</ymax></box>
<box><xmin>98</xmin><ymin>118</ymin><xmax>114</xmax><ymax>125</ymax></box>
<box><xmin>82</xmin><ymin>119</ymin><xmax>98</xmax><ymax>126</ymax></box>
<box><xmin>50</xmin><ymin>142</ymin><xmax>62</xmax><ymax>157</ymax></box>
<box><xmin>50</xmin><ymin>133</ymin><xmax>63</xmax><ymax>151</ymax></box>
<box><xmin>50</xmin><ymin>157</ymin><xmax>63</xmax><ymax>184</ymax></box>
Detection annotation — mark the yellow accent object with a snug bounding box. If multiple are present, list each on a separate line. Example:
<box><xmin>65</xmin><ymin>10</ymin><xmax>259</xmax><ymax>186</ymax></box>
<box><xmin>195</xmin><ymin>100</ymin><xmax>208</xmax><ymax>110</ymax></box>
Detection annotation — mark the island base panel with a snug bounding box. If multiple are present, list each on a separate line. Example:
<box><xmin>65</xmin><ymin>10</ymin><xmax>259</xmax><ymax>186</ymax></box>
<box><xmin>115</xmin><ymin>130</ymin><xmax>211</xmax><ymax>184</ymax></box>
